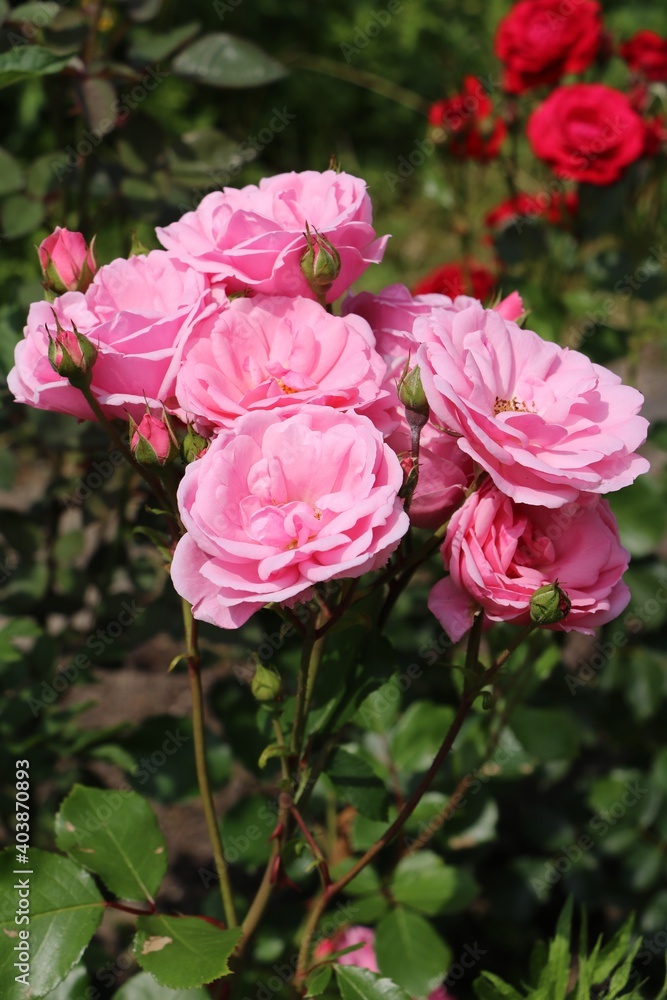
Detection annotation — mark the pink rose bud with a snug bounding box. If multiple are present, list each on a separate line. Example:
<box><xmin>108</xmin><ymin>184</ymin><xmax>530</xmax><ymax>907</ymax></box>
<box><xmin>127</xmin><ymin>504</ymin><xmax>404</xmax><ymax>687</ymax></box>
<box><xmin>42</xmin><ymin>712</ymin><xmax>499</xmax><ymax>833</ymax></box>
<box><xmin>47</xmin><ymin>315</ymin><xmax>98</xmax><ymax>387</ymax></box>
<box><xmin>300</xmin><ymin>222</ymin><xmax>341</xmax><ymax>303</ymax></box>
<box><xmin>131</xmin><ymin>413</ymin><xmax>177</xmax><ymax>466</ymax></box>
<box><xmin>38</xmin><ymin>227</ymin><xmax>97</xmax><ymax>295</ymax></box>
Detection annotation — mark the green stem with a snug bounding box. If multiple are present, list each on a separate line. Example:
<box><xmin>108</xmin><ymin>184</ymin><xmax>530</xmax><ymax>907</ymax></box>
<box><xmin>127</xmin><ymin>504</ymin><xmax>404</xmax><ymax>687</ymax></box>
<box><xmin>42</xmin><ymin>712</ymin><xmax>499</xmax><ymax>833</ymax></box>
<box><xmin>293</xmin><ymin>623</ymin><xmax>537</xmax><ymax>985</ymax></box>
<box><xmin>290</xmin><ymin>53</ymin><xmax>430</xmax><ymax>115</ymax></box>
<box><xmin>182</xmin><ymin>599</ymin><xmax>238</xmax><ymax>929</ymax></box>
<box><xmin>290</xmin><ymin>625</ymin><xmax>325</xmax><ymax>757</ymax></box>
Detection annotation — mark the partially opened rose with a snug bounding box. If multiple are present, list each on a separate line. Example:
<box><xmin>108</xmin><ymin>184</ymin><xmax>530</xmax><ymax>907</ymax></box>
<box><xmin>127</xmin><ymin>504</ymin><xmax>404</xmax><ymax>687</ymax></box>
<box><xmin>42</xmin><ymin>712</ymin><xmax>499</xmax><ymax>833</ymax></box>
<box><xmin>495</xmin><ymin>0</ymin><xmax>603</xmax><ymax>94</ymax></box>
<box><xmin>171</xmin><ymin>407</ymin><xmax>409</xmax><ymax>630</ymax></box>
<box><xmin>428</xmin><ymin>480</ymin><xmax>630</xmax><ymax>641</ymax></box>
<box><xmin>157</xmin><ymin>170</ymin><xmax>387</xmax><ymax>302</ymax></box>
<box><xmin>8</xmin><ymin>251</ymin><xmax>212</xmax><ymax>422</ymax></box>
<box><xmin>620</xmin><ymin>30</ymin><xmax>667</xmax><ymax>82</ymax></box>
<box><xmin>175</xmin><ymin>295</ymin><xmax>387</xmax><ymax>432</ymax></box>
<box><xmin>416</xmin><ymin>302</ymin><xmax>649</xmax><ymax>508</ymax></box>
<box><xmin>527</xmin><ymin>85</ymin><xmax>647</xmax><ymax>185</ymax></box>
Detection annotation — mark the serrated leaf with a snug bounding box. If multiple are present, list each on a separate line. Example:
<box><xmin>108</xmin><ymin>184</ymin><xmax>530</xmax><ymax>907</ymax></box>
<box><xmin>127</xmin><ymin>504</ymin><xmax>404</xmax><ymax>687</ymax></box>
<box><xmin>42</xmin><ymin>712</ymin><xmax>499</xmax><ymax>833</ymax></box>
<box><xmin>55</xmin><ymin>785</ymin><xmax>167</xmax><ymax>901</ymax></box>
<box><xmin>334</xmin><ymin>965</ymin><xmax>412</xmax><ymax>1000</ymax></box>
<box><xmin>114</xmin><ymin>970</ymin><xmax>211</xmax><ymax>998</ymax></box>
<box><xmin>0</xmin><ymin>45</ymin><xmax>71</xmax><ymax>88</ymax></box>
<box><xmin>133</xmin><ymin>915</ymin><xmax>242</xmax><ymax>988</ymax></box>
<box><xmin>375</xmin><ymin>908</ymin><xmax>451</xmax><ymax>997</ymax></box>
<box><xmin>172</xmin><ymin>33</ymin><xmax>286</xmax><ymax>88</ymax></box>
<box><xmin>0</xmin><ymin>848</ymin><xmax>104</xmax><ymax>1000</ymax></box>
<box><xmin>328</xmin><ymin>748</ymin><xmax>389</xmax><ymax>821</ymax></box>
<box><xmin>305</xmin><ymin>964</ymin><xmax>333</xmax><ymax>996</ymax></box>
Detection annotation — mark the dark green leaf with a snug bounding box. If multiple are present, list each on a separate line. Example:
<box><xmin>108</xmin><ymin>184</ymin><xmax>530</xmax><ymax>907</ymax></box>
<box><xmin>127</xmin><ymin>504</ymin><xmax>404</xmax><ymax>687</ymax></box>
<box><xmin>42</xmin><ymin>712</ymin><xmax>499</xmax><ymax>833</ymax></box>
<box><xmin>172</xmin><ymin>33</ymin><xmax>287</xmax><ymax>88</ymax></box>
<box><xmin>133</xmin><ymin>915</ymin><xmax>241</xmax><ymax>988</ymax></box>
<box><xmin>41</xmin><ymin>966</ymin><xmax>89</xmax><ymax>999</ymax></box>
<box><xmin>0</xmin><ymin>46</ymin><xmax>71</xmax><ymax>88</ymax></box>
<box><xmin>55</xmin><ymin>785</ymin><xmax>167</xmax><ymax>901</ymax></box>
<box><xmin>0</xmin><ymin>148</ymin><xmax>24</xmax><ymax>195</ymax></box>
<box><xmin>328</xmin><ymin>748</ymin><xmax>389</xmax><ymax>821</ymax></box>
<box><xmin>335</xmin><ymin>965</ymin><xmax>412</xmax><ymax>1000</ymax></box>
<box><xmin>0</xmin><ymin>848</ymin><xmax>104</xmax><ymax>1000</ymax></box>
<box><xmin>127</xmin><ymin>22</ymin><xmax>200</xmax><ymax>64</ymax></box>
<box><xmin>114</xmin><ymin>971</ymin><xmax>211</xmax><ymax>998</ymax></box>
<box><xmin>375</xmin><ymin>908</ymin><xmax>451</xmax><ymax>996</ymax></box>
<box><xmin>306</xmin><ymin>964</ymin><xmax>333</xmax><ymax>997</ymax></box>
<box><xmin>390</xmin><ymin>701</ymin><xmax>455</xmax><ymax>773</ymax></box>
<box><xmin>1</xmin><ymin>195</ymin><xmax>45</xmax><ymax>239</ymax></box>
<box><xmin>390</xmin><ymin>851</ymin><xmax>470</xmax><ymax>916</ymax></box>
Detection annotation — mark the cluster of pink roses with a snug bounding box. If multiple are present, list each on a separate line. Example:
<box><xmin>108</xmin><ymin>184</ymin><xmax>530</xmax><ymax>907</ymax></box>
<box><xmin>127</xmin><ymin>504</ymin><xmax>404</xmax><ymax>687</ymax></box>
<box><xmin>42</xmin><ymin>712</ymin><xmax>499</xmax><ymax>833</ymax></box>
<box><xmin>8</xmin><ymin>168</ymin><xmax>648</xmax><ymax>639</ymax></box>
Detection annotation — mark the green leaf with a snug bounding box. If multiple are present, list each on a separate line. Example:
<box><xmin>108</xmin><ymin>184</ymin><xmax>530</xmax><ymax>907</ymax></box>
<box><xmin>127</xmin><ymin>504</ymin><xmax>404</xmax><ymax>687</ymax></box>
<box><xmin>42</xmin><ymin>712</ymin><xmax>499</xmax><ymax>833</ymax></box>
<box><xmin>133</xmin><ymin>915</ymin><xmax>242</xmax><ymax>989</ymax></box>
<box><xmin>375</xmin><ymin>908</ymin><xmax>451</xmax><ymax>997</ymax></box>
<box><xmin>0</xmin><ymin>848</ymin><xmax>104</xmax><ymax>1000</ymax></box>
<box><xmin>511</xmin><ymin>707</ymin><xmax>581</xmax><ymax>762</ymax></box>
<box><xmin>114</xmin><ymin>971</ymin><xmax>211</xmax><ymax>998</ymax></box>
<box><xmin>172</xmin><ymin>33</ymin><xmax>287</xmax><ymax>88</ymax></box>
<box><xmin>0</xmin><ymin>148</ymin><xmax>23</xmax><ymax>195</ymax></box>
<box><xmin>41</xmin><ymin>966</ymin><xmax>89</xmax><ymax>999</ymax></box>
<box><xmin>55</xmin><ymin>785</ymin><xmax>167</xmax><ymax>901</ymax></box>
<box><xmin>474</xmin><ymin>972</ymin><xmax>523</xmax><ymax>1000</ymax></box>
<box><xmin>328</xmin><ymin>748</ymin><xmax>389</xmax><ymax>822</ymax></box>
<box><xmin>330</xmin><ymin>858</ymin><xmax>381</xmax><ymax>897</ymax></box>
<box><xmin>127</xmin><ymin>22</ymin><xmax>200</xmax><ymax>63</ymax></box>
<box><xmin>390</xmin><ymin>701</ymin><xmax>455</xmax><ymax>773</ymax></box>
<box><xmin>8</xmin><ymin>3</ymin><xmax>62</xmax><ymax>23</ymax></box>
<box><xmin>537</xmin><ymin>896</ymin><xmax>572</xmax><ymax>1000</ymax></box>
<box><xmin>305</xmin><ymin>964</ymin><xmax>333</xmax><ymax>997</ymax></box>
<box><xmin>390</xmin><ymin>851</ymin><xmax>470</xmax><ymax>916</ymax></box>
<box><xmin>609</xmin><ymin>477</ymin><xmax>667</xmax><ymax>558</ymax></box>
<box><xmin>334</xmin><ymin>965</ymin><xmax>413</xmax><ymax>1000</ymax></box>
<box><xmin>0</xmin><ymin>46</ymin><xmax>71</xmax><ymax>89</ymax></box>
<box><xmin>1</xmin><ymin>194</ymin><xmax>45</xmax><ymax>239</ymax></box>
<box><xmin>592</xmin><ymin>914</ymin><xmax>635</xmax><ymax>983</ymax></box>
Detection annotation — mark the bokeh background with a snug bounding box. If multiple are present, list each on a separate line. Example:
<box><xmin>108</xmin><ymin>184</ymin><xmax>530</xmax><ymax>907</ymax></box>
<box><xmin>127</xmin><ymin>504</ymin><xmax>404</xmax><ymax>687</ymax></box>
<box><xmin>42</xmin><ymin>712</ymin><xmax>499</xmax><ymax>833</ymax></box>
<box><xmin>1</xmin><ymin>0</ymin><xmax>667</xmax><ymax>996</ymax></box>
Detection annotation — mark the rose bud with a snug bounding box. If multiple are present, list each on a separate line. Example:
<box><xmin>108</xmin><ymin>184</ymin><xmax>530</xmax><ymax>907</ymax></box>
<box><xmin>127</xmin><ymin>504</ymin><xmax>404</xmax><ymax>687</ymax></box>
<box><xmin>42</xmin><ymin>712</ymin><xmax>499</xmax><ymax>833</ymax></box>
<box><xmin>47</xmin><ymin>315</ymin><xmax>98</xmax><ymax>387</ymax></box>
<box><xmin>251</xmin><ymin>662</ymin><xmax>282</xmax><ymax>703</ymax></box>
<box><xmin>300</xmin><ymin>223</ymin><xmax>341</xmax><ymax>303</ymax></box>
<box><xmin>131</xmin><ymin>413</ymin><xmax>178</xmax><ymax>466</ymax></box>
<box><xmin>530</xmin><ymin>581</ymin><xmax>571</xmax><ymax>626</ymax></box>
<box><xmin>39</xmin><ymin>227</ymin><xmax>97</xmax><ymax>295</ymax></box>
<box><xmin>181</xmin><ymin>424</ymin><xmax>209</xmax><ymax>464</ymax></box>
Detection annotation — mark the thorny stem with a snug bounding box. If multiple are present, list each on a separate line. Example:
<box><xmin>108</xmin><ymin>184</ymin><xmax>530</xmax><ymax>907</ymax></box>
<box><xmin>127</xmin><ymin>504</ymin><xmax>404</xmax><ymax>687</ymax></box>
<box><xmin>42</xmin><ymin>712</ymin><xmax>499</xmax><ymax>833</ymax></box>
<box><xmin>183</xmin><ymin>598</ymin><xmax>238</xmax><ymax>929</ymax></box>
<box><xmin>293</xmin><ymin>623</ymin><xmax>537</xmax><ymax>987</ymax></box>
<box><xmin>290</xmin><ymin>804</ymin><xmax>331</xmax><ymax>888</ymax></box>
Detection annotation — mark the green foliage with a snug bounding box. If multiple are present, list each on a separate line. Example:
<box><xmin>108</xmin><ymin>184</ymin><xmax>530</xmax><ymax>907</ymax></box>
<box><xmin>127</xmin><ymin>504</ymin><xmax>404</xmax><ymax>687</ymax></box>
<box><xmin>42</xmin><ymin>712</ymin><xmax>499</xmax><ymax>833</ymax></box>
<box><xmin>132</xmin><ymin>914</ymin><xmax>242</xmax><ymax>988</ymax></box>
<box><xmin>334</xmin><ymin>965</ymin><xmax>412</xmax><ymax>1000</ymax></box>
<box><xmin>374</xmin><ymin>908</ymin><xmax>451</xmax><ymax>996</ymax></box>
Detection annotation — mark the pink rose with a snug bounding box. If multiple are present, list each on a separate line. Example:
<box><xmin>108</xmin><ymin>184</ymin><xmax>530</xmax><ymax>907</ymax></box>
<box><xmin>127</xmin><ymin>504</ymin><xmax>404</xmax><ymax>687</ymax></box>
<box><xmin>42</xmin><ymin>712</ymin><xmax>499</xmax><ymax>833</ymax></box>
<box><xmin>315</xmin><ymin>926</ymin><xmax>379</xmax><ymax>973</ymax></box>
<box><xmin>38</xmin><ymin>226</ymin><xmax>97</xmax><ymax>294</ymax></box>
<box><xmin>314</xmin><ymin>925</ymin><xmax>454</xmax><ymax>999</ymax></box>
<box><xmin>429</xmin><ymin>480</ymin><xmax>631</xmax><ymax>641</ymax></box>
<box><xmin>8</xmin><ymin>251</ymin><xmax>212</xmax><ymax>422</ymax></box>
<box><xmin>157</xmin><ymin>170</ymin><xmax>387</xmax><ymax>302</ymax></box>
<box><xmin>175</xmin><ymin>295</ymin><xmax>387</xmax><ymax>431</ymax></box>
<box><xmin>387</xmin><ymin>420</ymin><xmax>473</xmax><ymax>529</ymax></box>
<box><xmin>171</xmin><ymin>407</ymin><xmax>409</xmax><ymax>629</ymax></box>
<box><xmin>416</xmin><ymin>303</ymin><xmax>649</xmax><ymax>508</ymax></box>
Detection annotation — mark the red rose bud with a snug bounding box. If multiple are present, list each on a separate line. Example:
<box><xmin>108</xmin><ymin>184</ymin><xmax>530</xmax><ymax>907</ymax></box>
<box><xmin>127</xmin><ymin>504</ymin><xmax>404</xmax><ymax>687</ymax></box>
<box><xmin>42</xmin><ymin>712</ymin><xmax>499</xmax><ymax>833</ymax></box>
<box><xmin>39</xmin><ymin>227</ymin><xmax>97</xmax><ymax>295</ymax></box>
<box><xmin>47</xmin><ymin>316</ymin><xmax>98</xmax><ymax>386</ymax></box>
<box><xmin>131</xmin><ymin>413</ymin><xmax>178</xmax><ymax>466</ymax></box>
<box><xmin>300</xmin><ymin>222</ymin><xmax>341</xmax><ymax>302</ymax></box>
<box><xmin>529</xmin><ymin>581</ymin><xmax>571</xmax><ymax>626</ymax></box>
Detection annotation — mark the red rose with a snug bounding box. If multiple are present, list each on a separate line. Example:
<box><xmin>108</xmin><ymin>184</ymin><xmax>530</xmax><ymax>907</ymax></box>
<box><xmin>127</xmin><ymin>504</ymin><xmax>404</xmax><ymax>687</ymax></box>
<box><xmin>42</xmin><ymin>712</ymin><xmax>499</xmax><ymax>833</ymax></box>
<box><xmin>620</xmin><ymin>30</ymin><xmax>667</xmax><ymax>82</ymax></box>
<box><xmin>495</xmin><ymin>0</ymin><xmax>603</xmax><ymax>94</ymax></box>
<box><xmin>485</xmin><ymin>190</ymin><xmax>579</xmax><ymax>229</ymax></box>
<box><xmin>412</xmin><ymin>261</ymin><xmax>497</xmax><ymax>301</ymax></box>
<box><xmin>429</xmin><ymin>76</ymin><xmax>506</xmax><ymax>161</ymax></box>
<box><xmin>527</xmin><ymin>84</ymin><xmax>647</xmax><ymax>185</ymax></box>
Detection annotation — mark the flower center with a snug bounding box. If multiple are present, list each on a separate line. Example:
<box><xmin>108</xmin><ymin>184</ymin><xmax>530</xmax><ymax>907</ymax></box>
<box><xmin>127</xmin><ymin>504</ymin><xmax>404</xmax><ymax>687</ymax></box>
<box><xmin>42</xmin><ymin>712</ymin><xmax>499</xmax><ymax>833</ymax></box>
<box><xmin>494</xmin><ymin>395</ymin><xmax>530</xmax><ymax>416</ymax></box>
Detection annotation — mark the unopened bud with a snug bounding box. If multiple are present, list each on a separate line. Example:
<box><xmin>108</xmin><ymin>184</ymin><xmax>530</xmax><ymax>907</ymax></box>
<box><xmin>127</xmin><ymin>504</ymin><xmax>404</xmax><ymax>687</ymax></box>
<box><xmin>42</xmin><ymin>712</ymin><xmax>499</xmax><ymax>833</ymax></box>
<box><xmin>300</xmin><ymin>223</ymin><xmax>341</xmax><ymax>302</ymax></box>
<box><xmin>251</xmin><ymin>662</ymin><xmax>282</xmax><ymax>703</ymax></box>
<box><xmin>398</xmin><ymin>364</ymin><xmax>429</xmax><ymax>422</ymax></box>
<box><xmin>39</xmin><ymin>228</ymin><xmax>97</xmax><ymax>295</ymax></box>
<box><xmin>47</xmin><ymin>316</ymin><xmax>98</xmax><ymax>386</ymax></box>
<box><xmin>182</xmin><ymin>425</ymin><xmax>209</xmax><ymax>464</ymax></box>
<box><xmin>530</xmin><ymin>581</ymin><xmax>571</xmax><ymax>626</ymax></box>
<box><xmin>131</xmin><ymin>413</ymin><xmax>178</xmax><ymax>466</ymax></box>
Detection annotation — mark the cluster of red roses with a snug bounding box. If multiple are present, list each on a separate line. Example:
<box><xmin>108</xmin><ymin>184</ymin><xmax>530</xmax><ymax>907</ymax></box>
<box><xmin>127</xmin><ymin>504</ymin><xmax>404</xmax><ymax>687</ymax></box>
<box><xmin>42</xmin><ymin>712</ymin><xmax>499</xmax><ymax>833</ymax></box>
<box><xmin>420</xmin><ymin>0</ymin><xmax>666</xmax><ymax>303</ymax></box>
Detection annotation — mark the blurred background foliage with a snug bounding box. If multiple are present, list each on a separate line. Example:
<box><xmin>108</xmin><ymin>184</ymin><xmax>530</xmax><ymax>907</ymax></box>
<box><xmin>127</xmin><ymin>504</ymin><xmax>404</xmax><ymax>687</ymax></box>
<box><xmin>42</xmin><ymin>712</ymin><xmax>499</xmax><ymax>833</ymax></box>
<box><xmin>1</xmin><ymin>0</ymin><xmax>667</xmax><ymax>997</ymax></box>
